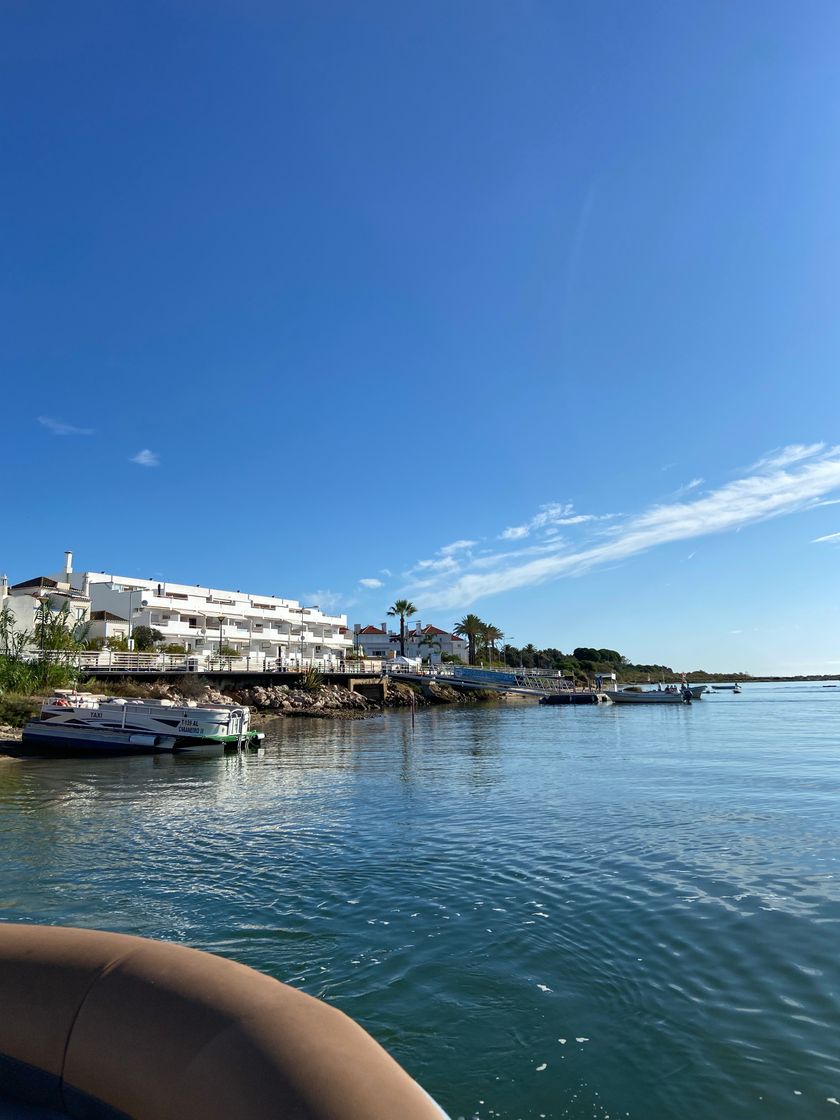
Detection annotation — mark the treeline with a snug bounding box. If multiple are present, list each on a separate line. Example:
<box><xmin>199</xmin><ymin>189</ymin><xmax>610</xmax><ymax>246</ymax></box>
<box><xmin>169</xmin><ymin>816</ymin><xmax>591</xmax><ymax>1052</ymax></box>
<box><xmin>499</xmin><ymin>644</ymin><xmax>749</xmax><ymax>682</ymax></box>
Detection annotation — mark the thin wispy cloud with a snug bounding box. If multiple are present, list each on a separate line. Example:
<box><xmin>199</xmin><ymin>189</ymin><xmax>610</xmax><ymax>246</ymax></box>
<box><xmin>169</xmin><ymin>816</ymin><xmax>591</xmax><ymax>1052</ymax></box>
<box><xmin>37</xmin><ymin>416</ymin><xmax>94</xmax><ymax>436</ymax></box>
<box><xmin>682</xmin><ymin>478</ymin><xmax>704</xmax><ymax>492</ymax></box>
<box><xmin>359</xmin><ymin>577</ymin><xmax>384</xmax><ymax>588</ymax></box>
<box><xmin>130</xmin><ymin>449</ymin><xmax>159</xmax><ymax>467</ymax></box>
<box><xmin>407</xmin><ymin>539</ymin><xmax>481</xmax><ymax>579</ymax></box>
<box><xmin>440</xmin><ymin>539</ymin><xmax>478</xmax><ymax>555</ymax></box>
<box><xmin>500</xmin><ymin>502</ymin><xmax>598</xmax><ymax>540</ymax></box>
<box><xmin>749</xmin><ymin>443</ymin><xmax>825</xmax><ymax>472</ymax></box>
<box><xmin>400</xmin><ymin>443</ymin><xmax>840</xmax><ymax>610</ymax></box>
<box><xmin>812</xmin><ymin>531</ymin><xmax>840</xmax><ymax>544</ymax></box>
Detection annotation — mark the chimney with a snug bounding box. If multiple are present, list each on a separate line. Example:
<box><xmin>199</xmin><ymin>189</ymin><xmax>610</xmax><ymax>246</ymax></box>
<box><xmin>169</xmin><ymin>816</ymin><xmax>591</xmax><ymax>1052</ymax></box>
<box><xmin>81</xmin><ymin>573</ymin><xmax>91</xmax><ymax>597</ymax></box>
<box><xmin>381</xmin><ymin>621</ymin><xmax>387</xmax><ymax>633</ymax></box>
<box><xmin>64</xmin><ymin>551</ymin><xmax>73</xmax><ymax>581</ymax></box>
<box><xmin>0</xmin><ymin>575</ymin><xmax>7</xmax><ymax>598</ymax></box>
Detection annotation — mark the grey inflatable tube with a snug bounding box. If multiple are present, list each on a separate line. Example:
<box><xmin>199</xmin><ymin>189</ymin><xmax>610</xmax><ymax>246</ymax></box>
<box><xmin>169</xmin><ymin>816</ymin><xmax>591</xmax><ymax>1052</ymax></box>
<box><xmin>0</xmin><ymin>923</ymin><xmax>448</xmax><ymax>1120</ymax></box>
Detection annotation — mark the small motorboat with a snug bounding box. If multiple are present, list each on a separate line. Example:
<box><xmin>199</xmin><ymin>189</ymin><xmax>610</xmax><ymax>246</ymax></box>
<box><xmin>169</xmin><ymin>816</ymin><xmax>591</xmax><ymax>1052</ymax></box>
<box><xmin>608</xmin><ymin>688</ymin><xmax>691</xmax><ymax>705</ymax></box>
<box><xmin>711</xmin><ymin>684</ymin><xmax>741</xmax><ymax>692</ymax></box>
<box><xmin>19</xmin><ymin>691</ymin><xmax>265</xmax><ymax>755</ymax></box>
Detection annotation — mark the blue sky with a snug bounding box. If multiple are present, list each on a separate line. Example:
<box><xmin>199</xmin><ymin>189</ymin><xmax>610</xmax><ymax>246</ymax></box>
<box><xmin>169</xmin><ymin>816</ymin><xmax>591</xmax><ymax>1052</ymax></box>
<box><xmin>3</xmin><ymin>1</ymin><xmax>840</xmax><ymax>674</ymax></box>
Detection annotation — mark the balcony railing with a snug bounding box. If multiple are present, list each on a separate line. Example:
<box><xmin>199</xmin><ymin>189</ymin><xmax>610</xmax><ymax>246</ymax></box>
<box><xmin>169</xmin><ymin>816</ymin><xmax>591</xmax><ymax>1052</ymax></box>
<box><xmin>25</xmin><ymin>650</ymin><xmax>379</xmax><ymax>674</ymax></box>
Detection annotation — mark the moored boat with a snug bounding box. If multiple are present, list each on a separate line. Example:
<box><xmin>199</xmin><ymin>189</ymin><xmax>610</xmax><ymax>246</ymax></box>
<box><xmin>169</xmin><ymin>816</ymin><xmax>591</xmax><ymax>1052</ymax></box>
<box><xmin>609</xmin><ymin>688</ymin><xmax>692</xmax><ymax>704</ymax></box>
<box><xmin>539</xmin><ymin>691</ymin><xmax>601</xmax><ymax>705</ymax></box>
<box><xmin>19</xmin><ymin>691</ymin><xmax>264</xmax><ymax>754</ymax></box>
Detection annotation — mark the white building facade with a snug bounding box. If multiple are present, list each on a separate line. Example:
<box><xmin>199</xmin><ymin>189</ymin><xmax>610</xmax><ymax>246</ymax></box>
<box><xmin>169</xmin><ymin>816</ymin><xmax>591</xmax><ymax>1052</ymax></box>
<box><xmin>74</xmin><ymin>572</ymin><xmax>352</xmax><ymax>668</ymax></box>
<box><xmin>2</xmin><ymin>553</ymin><xmax>352</xmax><ymax>669</ymax></box>
<box><xmin>353</xmin><ymin>622</ymin><xmax>467</xmax><ymax>664</ymax></box>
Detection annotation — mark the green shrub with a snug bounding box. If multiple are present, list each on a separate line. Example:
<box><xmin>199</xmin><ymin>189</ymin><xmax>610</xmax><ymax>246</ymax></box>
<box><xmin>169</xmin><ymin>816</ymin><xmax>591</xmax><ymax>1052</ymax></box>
<box><xmin>299</xmin><ymin>667</ymin><xmax>323</xmax><ymax>693</ymax></box>
<box><xmin>0</xmin><ymin>693</ymin><xmax>41</xmax><ymax>728</ymax></box>
<box><xmin>0</xmin><ymin>656</ymin><xmax>76</xmax><ymax>695</ymax></box>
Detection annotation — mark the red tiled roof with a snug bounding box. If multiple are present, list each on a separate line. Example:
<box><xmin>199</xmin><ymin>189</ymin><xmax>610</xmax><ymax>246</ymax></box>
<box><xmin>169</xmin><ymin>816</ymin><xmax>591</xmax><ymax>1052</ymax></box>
<box><xmin>359</xmin><ymin>625</ymin><xmax>386</xmax><ymax>635</ymax></box>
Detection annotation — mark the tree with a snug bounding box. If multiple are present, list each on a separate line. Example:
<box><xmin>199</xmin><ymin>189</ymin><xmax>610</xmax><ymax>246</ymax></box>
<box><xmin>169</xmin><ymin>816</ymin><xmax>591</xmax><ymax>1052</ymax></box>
<box><xmin>483</xmin><ymin>624</ymin><xmax>504</xmax><ymax>666</ymax></box>
<box><xmin>453</xmin><ymin>614</ymin><xmax>485</xmax><ymax>666</ymax></box>
<box><xmin>132</xmin><ymin>625</ymin><xmax>163</xmax><ymax>652</ymax></box>
<box><xmin>387</xmin><ymin>600</ymin><xmax>418</xmax><ymax>656</ymax></box>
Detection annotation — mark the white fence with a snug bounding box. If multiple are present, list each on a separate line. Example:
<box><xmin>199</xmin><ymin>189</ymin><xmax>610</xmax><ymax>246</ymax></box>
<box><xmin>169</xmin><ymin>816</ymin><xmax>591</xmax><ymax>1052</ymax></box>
<box><xmin>24</xmin><ymin>650</ymin><xmax>385</xmax><ymax>675</ymax></box>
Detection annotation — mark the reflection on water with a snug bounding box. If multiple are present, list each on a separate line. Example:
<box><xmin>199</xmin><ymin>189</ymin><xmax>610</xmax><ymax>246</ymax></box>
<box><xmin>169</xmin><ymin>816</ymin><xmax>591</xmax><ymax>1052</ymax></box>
<box><xmin>1</xmin><ymin>684</ymin><xmax>840</xmax><ymax>1119</ymax></box>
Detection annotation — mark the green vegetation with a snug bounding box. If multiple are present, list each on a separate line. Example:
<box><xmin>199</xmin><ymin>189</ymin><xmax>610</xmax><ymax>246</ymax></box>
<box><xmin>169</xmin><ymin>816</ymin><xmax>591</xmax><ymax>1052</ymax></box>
<box><xmin>387</xmin><ymin>600</ymin><xmax>418</xmax><ymax>657</ymax></box>
<box><xmin>0</xmin><ymin>693</ymin><xmax>41</xmax><ymax>728</ymax></box>
<box><xmin>299</xmin><ymin>666</ymin><xmax>324</xmax><ymax>692</ymax></box>
<box><xmin>453</xmin><ymin>614</ymin><xmax>484</xmax><ymax>665</ymax></box>
<box><xmin>132</xmin><ymin>625</ymin><xmax>163</xmax><ymax>652</ymax></box>
<box><xmin>501</xmin><ymin>643</ymin><xmax>750</xmax><ymax>683</ymax></box>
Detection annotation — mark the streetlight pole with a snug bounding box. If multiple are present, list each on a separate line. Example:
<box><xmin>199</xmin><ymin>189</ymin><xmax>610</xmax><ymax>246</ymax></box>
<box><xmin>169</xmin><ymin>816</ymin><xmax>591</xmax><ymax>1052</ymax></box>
<box><xmin>34</xmin><ymin>591</ymin><xmax>49</xmax><ymax>682</ymax></box>
<box><xmin>127</xmin><ymin>590</ymin><xmax>137</xmax><ymax>651</ymax></box>
<box><xmin>35</xmin><ymin>592</ymin><xmax>47</xmax><ymax>659</ymax></box>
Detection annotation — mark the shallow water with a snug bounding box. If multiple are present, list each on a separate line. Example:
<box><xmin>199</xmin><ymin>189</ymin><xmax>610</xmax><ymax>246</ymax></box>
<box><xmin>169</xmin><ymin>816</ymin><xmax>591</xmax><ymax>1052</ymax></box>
<box><xmin>1</xmin><ymin>682</ymin><xmax>839</xmax><ymax>1119</ymax></box>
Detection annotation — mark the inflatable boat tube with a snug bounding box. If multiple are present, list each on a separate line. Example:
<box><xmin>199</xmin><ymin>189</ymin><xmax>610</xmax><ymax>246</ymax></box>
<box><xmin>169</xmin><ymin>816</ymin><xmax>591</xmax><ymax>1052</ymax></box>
<box><xmin>0</xmin><ymin>924</ymin><xmax>449</xmax><ymax>1120</ymax></box>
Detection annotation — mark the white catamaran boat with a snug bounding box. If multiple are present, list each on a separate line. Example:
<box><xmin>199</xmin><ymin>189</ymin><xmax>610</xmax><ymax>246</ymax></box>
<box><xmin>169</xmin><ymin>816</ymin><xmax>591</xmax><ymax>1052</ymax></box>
<box><xmin>20</xmin><ymin>692</ymin><xmax>265</xmax><ymax>754</ymax></box>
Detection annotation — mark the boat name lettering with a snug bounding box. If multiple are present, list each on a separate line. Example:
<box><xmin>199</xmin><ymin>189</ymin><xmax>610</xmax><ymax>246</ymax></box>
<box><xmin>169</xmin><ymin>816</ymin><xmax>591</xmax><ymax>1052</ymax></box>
<box><xmin>177</xmin><ymin>719</ymin><xmax>205</xmax><ymax>731</ymax></box>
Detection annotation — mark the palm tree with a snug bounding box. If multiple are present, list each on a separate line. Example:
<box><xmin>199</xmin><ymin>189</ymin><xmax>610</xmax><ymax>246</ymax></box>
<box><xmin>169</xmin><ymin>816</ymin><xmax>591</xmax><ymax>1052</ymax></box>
<box><xmin>453</xmin><ymin>614</ymin><xmax>485</xmax><ymax>666</ymax></box>
<box><xmin>483</xmin><ymin>624</ymin><xmax>504</xmax><ymax>666</ymax></box>
<box><xmin>387</xmin><ymin>600</ymin><xmax>418</xmax><ymax>656</ymax></box>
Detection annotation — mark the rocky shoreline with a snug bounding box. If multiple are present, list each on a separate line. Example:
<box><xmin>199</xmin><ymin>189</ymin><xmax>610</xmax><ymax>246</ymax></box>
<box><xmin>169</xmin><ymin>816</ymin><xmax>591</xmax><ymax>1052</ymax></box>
<box><xmin>0</xmin><ymin>677</ymin><xmax>500</xmax><ymax>745</ymax></box>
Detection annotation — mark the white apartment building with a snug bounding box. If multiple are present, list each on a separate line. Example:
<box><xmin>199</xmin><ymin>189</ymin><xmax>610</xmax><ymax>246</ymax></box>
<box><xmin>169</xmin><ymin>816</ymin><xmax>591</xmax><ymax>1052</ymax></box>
<box><xmin>353</xmin><ymin>622</ymin><xmax>468</xmax><ymax>664</ymax></box>
<box><xmin>3</xmin><ymin>553</ymin><xmax>352</xmax><ymax>668</ymax></box>
<box><xmin>76</xmin><ymin>574</ymin><xmax>352</xmax><ymax>667</ymax></box>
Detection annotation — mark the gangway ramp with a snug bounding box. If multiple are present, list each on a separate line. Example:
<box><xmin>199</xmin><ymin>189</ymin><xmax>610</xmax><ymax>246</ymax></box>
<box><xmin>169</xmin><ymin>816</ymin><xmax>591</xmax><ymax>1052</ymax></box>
<box><xmin>385</xmin><ymin>664</ymin><xmax>599</xmax><ymax>699</ymax></box>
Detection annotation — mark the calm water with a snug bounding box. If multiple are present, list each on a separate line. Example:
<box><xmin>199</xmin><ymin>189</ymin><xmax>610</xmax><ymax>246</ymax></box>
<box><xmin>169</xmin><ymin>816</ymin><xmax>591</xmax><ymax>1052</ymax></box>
<box><xmin>1</xmin><ymin>683</ymin><xmax>840</xmax><ymax>1119</ymax></box>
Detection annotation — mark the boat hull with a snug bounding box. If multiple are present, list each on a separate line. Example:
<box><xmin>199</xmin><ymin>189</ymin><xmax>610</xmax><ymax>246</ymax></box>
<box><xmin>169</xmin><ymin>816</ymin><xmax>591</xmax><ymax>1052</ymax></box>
<box><xmin>539</xmin><ymin>692</ymin><xmax>601</xmax><ymax>705</ymax></box>
<box><xmin>19</xmin><ymin>723</ymin><xmax>179</xmax><ymax>755</ymax></box>
<box><xmin>608</xmin><ymin>691</ymin><xmax>690</xmax><ymax>704</ymax></box>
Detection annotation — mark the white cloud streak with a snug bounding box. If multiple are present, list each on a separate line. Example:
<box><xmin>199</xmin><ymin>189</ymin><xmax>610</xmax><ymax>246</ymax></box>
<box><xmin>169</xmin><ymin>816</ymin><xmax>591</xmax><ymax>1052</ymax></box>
<box><xmin>38</xmin><ymin>416</ymin><xmax>94</xmax><ymax>436</ymax></box>
<box><xmin>812</xmin><ymin>531</ymin><xmax>840</xmax><ymax>544</ymax></box>
<box><xmin>439</xmin><ymin>539</ymin><xmax>478</xmax><ymax>555</ymax></box>
<box><xmin>405</xmin><ymin>444</ymin><xmax>840</xmax><ymax>610</ymax></box>
<box><xmin>749</xmin><ymin>443</ymin><xmax>825</xmax><ymax>472</ymax></box>
<box><xmin>131</xmin><ymin>449</ymin><xmax>160</xmax><ymax>467</ymax></box>
<box><xmin>359</xmin><ymin>577</ymin><xmax>384</xmax><ymax>588</ymax></box>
